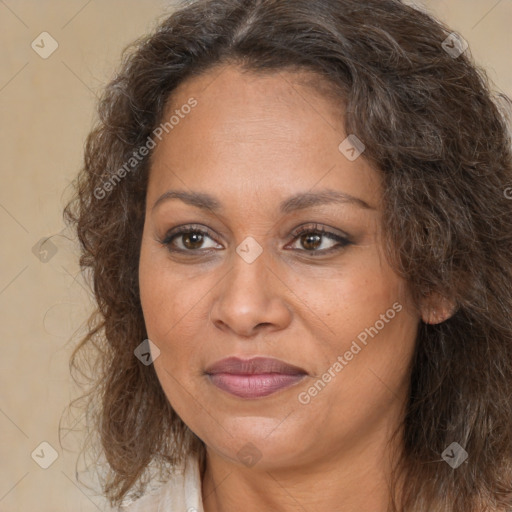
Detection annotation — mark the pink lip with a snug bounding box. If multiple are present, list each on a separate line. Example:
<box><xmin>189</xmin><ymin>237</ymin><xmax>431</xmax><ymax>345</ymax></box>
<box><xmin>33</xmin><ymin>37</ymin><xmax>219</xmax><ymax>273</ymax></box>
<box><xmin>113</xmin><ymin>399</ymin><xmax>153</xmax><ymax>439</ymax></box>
<box><xmin>205</xmin><ymin>357</ymin><xmax>307</xmax><ymax>399</ymax></box>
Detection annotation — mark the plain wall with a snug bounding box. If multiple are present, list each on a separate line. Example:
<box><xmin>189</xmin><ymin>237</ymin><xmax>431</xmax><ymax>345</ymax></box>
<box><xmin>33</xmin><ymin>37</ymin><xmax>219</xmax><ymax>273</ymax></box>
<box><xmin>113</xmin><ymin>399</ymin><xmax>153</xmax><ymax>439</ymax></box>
<box><xmin>1</xmin><ymin>1</ymin><xmax>511</xmax><ymax>510</ymax></box>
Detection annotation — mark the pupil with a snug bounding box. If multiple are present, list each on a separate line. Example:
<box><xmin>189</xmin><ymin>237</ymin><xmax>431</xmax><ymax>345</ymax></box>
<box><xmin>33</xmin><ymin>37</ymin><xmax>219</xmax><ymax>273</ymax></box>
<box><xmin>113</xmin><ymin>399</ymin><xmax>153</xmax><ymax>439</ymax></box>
<box><xmin>302</xmin><ymin>233</ymin><xmax>321</xmax><ymax>250</ymax></box>
<box><xmin>184</xmin><ymin>232</ymin><xmax>203</xmax><ymax>249</ymax></box>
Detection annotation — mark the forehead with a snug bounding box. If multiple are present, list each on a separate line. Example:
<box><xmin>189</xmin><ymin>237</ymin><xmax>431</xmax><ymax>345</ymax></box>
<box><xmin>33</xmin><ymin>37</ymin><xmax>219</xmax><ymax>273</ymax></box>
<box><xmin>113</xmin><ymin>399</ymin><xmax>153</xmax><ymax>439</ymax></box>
<box><xmin>147</xmin><ymin>64</ymin><xmax>381</xmax><ymax>213</ymax></box>
<box><xmin>174</xmin><ymin>63</ymin><xmax>345</xmax><ymax>111</ymax></box>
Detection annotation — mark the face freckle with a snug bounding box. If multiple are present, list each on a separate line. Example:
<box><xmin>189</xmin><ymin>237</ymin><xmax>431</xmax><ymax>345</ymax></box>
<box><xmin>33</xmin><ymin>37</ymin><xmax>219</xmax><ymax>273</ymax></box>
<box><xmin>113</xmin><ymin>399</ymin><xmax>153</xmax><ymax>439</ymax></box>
<box><xmin>138</xmin><ymin>63</ymin><xmax>420</xmax><ymax>474</ymax></box>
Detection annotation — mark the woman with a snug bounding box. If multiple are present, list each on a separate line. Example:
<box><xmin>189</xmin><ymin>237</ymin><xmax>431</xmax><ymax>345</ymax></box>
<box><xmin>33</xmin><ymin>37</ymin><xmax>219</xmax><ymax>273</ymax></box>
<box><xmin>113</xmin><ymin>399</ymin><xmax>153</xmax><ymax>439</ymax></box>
<box><xmin>63</xmin><ymin>0</ymin><xmax>512</xmax><ymax>510</ymax></box>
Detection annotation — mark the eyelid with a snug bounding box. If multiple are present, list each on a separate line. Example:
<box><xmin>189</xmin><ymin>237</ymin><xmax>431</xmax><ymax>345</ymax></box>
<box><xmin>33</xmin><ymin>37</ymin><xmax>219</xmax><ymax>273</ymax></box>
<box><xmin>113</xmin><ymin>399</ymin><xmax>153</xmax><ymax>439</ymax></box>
<box><xmin>284</xmin><ymin>223</ymin><xmax>352</xmax><ymax>255</ymax></box>
<box><xmin>161</xmin><ymin>222</ymin><xmax>350</xmax><ymax>242</ymax></box>
<box><xmin>157</xmin><ymin>222</ymin><xmax>353</xmax><ymax>257</ymax></box>
<box><xmin>289</xmin><ymin>222</ymin><xmax>351</xmax><ymax>241</ymax></box>
<box><xmin>160</xmin><ymin>224</ymin><xmax>221</xmax><ymax>247</ymax></box>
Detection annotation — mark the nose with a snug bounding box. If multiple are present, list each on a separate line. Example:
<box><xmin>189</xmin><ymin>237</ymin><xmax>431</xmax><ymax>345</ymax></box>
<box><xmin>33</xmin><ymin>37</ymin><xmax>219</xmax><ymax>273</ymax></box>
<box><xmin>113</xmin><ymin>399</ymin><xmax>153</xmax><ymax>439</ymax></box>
<box><xmin>209</xmin><ymin>247</ymin><xmax>293</xmax><ymax>338</ymax></box>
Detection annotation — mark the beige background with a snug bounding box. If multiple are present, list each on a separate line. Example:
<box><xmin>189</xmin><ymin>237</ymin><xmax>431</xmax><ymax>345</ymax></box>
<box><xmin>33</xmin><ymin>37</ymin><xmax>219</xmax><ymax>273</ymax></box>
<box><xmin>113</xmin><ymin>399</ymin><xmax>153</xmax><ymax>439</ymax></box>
<box><xmin>0</xmin><ymin>1</ymin><xmax>510</xmax><ymax>510</ymax></box>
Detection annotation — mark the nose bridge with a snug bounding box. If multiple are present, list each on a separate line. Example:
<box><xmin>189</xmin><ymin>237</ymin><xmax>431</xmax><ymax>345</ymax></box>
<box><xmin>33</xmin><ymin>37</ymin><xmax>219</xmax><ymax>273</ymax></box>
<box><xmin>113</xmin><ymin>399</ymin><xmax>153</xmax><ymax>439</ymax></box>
<box><xmin>225</xmin><ymin>243</ymin><xmax>272</xmax><ymax>308</ymax></box>
<box><xmin>210</xmin><ymin>241</ymin><xmax>291</xmax><ymax>335</ymax></box>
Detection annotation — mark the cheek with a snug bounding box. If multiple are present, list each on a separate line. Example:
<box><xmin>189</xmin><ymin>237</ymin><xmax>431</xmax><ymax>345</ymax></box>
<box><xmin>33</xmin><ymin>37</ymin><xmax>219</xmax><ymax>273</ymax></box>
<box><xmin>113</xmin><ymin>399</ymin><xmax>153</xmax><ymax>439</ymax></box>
<box><xmin>291</xmin><ymin>254</ymin><xmax>418</xmax><ymax>403</ymax></box>
<box><xmin>139</xmin><ymin>245</ymin><xmax>206</xmax><ymax>335</ymax></box>
<box><xmin>140</xmin><ymin>280</ymin><xmax>203</xmax><ymax>338</ymax></box>
<box><xmin>138</xmin><ymin>247</ymin><xmax>218</xmax><ymax>385</ymax></box>
<box><xmin>286</xmin><ymin>250</ymin><xmax>408</xmax><ymax>338</ymax></box>
<box><xmin>319</xmin><ymin>277</ymin><xmax>417</xmax><ymax>408</ymax></box>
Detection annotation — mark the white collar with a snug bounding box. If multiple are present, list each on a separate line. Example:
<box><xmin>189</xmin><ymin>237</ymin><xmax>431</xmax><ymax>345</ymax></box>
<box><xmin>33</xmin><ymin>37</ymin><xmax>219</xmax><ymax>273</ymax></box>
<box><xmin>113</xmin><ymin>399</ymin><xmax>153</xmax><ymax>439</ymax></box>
<box><xmin>118</xmin><ymin>454</ymin><xmax>204</xmax><ymax>512</ymax></box>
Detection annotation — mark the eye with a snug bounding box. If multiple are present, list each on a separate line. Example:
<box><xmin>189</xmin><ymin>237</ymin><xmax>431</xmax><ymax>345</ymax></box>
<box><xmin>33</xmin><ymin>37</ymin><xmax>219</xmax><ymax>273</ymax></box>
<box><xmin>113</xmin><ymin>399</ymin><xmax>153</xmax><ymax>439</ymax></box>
<box><xmin>160</xmin><ymin>225</ymin><xmax>222</xmax><ymax>253</ymax></box>
<box><xmin>286</xmin><ymin>224</ymin><xmax>351</xmax><ymax>255</ymax></box>
<box><xmin>159</xmin><ymin>223</ymin><xmax>351</xmax><ymax>256</ymax></box>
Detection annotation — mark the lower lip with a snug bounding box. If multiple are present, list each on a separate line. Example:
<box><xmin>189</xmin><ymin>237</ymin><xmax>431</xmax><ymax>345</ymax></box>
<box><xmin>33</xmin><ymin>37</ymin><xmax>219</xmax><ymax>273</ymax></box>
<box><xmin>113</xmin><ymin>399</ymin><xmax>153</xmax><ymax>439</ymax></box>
<box><xmin>208</xmin><ymin>373</ymin><xmax>306</xmax><ymax>399</ymax></box>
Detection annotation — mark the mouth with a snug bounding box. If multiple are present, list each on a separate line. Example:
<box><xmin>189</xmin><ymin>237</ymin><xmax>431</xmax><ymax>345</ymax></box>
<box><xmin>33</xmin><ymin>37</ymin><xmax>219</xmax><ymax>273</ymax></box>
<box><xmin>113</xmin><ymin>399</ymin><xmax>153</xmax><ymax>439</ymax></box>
<box><xmin>204</xmin><ymin>356</ymin><xmax>308</xmax><ymax>399</ymax></box>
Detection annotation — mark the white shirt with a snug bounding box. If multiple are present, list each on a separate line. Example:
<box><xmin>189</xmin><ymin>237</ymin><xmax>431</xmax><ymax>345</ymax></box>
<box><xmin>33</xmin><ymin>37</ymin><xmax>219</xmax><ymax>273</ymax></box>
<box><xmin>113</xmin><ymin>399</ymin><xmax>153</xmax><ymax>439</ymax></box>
<box><xmin>117</xmin><ymin>455</ymin><xmax>204</xmax><ymax>512</ymax></box>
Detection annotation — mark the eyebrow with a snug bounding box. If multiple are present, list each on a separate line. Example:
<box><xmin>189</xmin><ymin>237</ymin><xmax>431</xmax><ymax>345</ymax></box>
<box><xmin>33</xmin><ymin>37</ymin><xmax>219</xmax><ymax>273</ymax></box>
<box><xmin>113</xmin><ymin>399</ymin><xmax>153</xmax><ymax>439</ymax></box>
<box><xmin>151</xmin><ymin>188</ymin><xmax>375</xmax><ymax>213</ymax></box>
<box><xmin>280</xmin><ymin>189</ymin><xmax>374</xmax><ymax>213</ymax></box>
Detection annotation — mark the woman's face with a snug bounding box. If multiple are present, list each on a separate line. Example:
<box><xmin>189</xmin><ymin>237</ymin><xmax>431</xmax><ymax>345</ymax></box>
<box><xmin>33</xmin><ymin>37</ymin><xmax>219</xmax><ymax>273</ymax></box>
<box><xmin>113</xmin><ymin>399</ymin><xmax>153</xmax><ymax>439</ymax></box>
<box><xmin>139</xmin><ymin>64</ymin><xmax>420</xmax><ymax>471</ymax></box>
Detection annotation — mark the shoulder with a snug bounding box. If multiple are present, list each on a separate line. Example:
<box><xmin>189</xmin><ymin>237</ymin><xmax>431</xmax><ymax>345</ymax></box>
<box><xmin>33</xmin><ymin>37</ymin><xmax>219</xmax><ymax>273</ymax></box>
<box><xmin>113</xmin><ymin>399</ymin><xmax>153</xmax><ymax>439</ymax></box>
<box><xmin>115</xmin><ymin>455</ymin><xmax>203</xmax><ymax>512</ymax></box>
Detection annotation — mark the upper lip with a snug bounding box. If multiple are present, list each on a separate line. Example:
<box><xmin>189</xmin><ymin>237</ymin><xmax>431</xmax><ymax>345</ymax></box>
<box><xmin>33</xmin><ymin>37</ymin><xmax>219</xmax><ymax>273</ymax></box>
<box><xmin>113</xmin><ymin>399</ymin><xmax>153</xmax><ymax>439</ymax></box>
<box><xmin>205</xmin><ymin>356</ymin><xmax>308</xmax><ymax>376</ymax></box>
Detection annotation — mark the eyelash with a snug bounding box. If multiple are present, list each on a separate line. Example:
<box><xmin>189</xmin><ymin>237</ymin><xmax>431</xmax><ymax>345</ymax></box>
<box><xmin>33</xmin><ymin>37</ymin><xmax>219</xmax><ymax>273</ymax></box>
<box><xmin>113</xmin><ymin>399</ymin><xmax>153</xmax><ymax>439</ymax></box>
<box><xmin>159</xmin><ymin>223</ymin><xmax>351</xmax><ymax>256</ymax></box>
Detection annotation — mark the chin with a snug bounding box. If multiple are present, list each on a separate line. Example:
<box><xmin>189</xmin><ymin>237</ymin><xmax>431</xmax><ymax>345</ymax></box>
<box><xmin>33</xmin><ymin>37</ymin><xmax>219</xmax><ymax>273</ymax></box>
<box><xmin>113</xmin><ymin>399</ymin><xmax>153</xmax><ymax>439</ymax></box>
<box><xmin>199</xmin><ymin>417</ymin><xmax>310</xmax><ymax>469</ymax></box>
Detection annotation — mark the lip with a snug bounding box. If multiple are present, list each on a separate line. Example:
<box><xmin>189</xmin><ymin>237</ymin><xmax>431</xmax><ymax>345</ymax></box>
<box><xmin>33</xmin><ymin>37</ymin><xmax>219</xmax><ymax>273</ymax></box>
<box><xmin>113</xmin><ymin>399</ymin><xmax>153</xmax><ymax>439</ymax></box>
<box><xmin>205</xmin><ymin>357</ymin><xmax>308</xmax><ymax>399</ymax></box>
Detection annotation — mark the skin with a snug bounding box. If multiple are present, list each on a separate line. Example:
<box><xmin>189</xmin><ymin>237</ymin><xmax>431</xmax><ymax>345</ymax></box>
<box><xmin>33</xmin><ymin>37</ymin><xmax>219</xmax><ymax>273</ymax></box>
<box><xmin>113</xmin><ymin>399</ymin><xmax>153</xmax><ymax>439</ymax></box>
<box><xmin>138</xmin><ymin>64</ymin><xmax>448</xmax><ymax>512</ymax></box>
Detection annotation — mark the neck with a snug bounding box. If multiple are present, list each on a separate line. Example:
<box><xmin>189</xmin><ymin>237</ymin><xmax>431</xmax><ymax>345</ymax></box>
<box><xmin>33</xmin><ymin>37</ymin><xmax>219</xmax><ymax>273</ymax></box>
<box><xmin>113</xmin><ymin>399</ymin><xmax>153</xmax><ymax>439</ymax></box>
<box><xmin>201</xmin><ymin>421</ymin><xmax>404</xmax><ymax>512</ymax></box>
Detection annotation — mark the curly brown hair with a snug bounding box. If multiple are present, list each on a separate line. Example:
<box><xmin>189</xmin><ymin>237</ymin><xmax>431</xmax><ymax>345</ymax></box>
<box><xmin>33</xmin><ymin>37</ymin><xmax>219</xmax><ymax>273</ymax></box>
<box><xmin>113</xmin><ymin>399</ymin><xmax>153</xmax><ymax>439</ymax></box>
<box><xmin>63</xmin><ymin>0</ymin><xmax>512</xmax><ymax>510</ymax></box>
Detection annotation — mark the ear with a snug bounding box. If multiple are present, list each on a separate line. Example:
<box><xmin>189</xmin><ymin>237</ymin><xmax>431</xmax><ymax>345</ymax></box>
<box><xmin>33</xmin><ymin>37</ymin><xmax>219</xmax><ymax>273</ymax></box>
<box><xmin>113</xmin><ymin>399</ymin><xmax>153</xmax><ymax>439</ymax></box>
<box><xmin>420</xmin><ymin>292</ymin><xmax>457</xmax><ymax>325</ymax></box>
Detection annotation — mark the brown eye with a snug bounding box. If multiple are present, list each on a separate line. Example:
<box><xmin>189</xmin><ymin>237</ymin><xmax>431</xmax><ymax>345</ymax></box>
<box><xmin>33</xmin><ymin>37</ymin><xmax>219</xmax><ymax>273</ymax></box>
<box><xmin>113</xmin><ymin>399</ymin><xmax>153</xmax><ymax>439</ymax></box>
<box><xmin>182</xmin><ymin>232</ymin><xmax>205</xmax><ymax>250</ymax></box>
<box><xmin>161</xmin><ymin>226</ymin><xmax>222</xmax><ymax>253</ymax></box>
<box><xmin>287</xmin><ymin>224</ymin><xmax>351</xmax><ymax>255</ymax></box>
<box><xmin>300</xmin><ymin>233</ymin><xmax>322</xmax><ymax>251</ymax></box>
